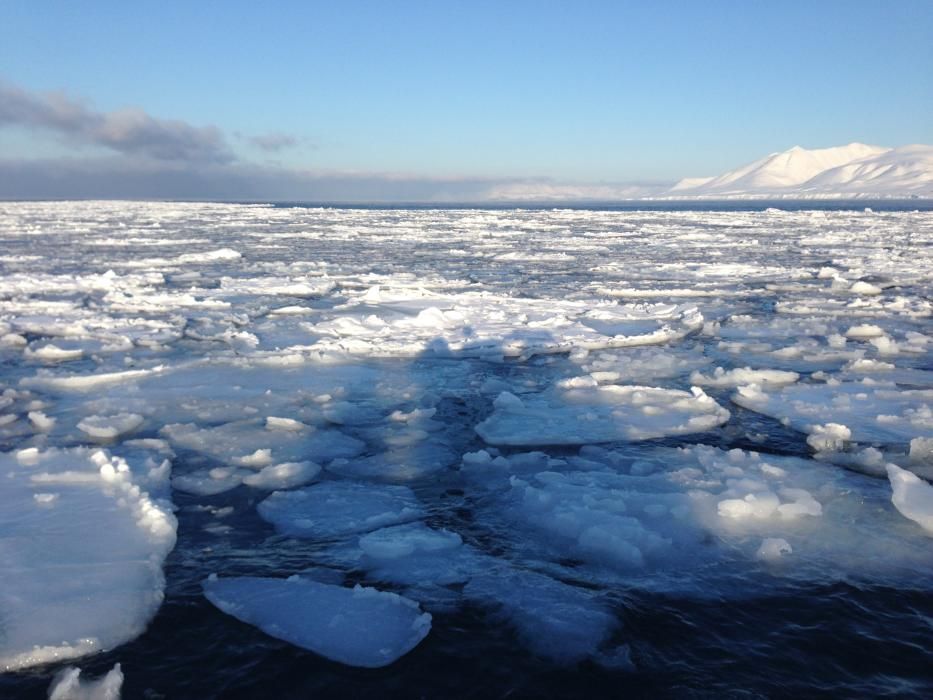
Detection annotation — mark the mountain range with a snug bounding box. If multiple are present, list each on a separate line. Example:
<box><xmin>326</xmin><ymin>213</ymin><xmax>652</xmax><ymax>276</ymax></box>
<box><xmin>668</xmin><ymin>142</ymin><xmax>933</xmax><ymax>199</ymax></box>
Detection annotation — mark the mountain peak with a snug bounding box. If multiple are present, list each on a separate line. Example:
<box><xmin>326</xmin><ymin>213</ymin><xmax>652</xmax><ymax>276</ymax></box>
<box><xmin>668</xmin><ymin>142</ymin><xmax>923</xmax><ymax>197</ymax></box>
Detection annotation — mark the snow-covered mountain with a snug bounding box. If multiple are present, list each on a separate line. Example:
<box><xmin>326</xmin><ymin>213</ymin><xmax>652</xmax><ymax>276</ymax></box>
<box><xmin>670</xmin><ymin>143</ymin><xmax>933</xmax><ymax>198</ymax></box>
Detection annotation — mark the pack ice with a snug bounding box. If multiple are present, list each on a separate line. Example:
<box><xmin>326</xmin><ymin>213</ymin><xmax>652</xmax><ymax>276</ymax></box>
<box><xmin>1</xmin><ymin>201</ymin><xmax>933</xmax><ymax>682</ymax></box>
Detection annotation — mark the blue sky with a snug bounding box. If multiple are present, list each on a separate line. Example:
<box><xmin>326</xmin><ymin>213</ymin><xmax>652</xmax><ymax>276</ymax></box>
<box><xmin>1</xmin><ymin>1</ymin><xmax>931</xmax><ymax>199</ymax></box>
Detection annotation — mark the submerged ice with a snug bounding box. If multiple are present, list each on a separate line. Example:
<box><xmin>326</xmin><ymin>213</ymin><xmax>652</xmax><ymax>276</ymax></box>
<box><xmin>1</xmin><ymin>202</ymin><xmax>932</xmax><ymax>687</ymax></box>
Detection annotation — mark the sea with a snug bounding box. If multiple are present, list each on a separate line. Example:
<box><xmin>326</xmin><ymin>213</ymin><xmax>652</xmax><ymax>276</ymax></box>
<box><xmin>1</xmin><ymin>200</ymin><xmax>932</xmax><ymax>698</ymax></box>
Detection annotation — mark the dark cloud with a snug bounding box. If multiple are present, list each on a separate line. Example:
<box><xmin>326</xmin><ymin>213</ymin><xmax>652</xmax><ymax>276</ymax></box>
<box><xmin>0</xmin><ymin>82</ymin><xmax>233</xmax><ymax>164</ymax></box>
<box><xmin>247</xmin><ymin>131</ymin><xmax>301</xmax><ymax>152</ymax></box>
<box><xmin>0</xmin><ymin>81</ymin><xmax>670</xmax><ymax>202</ymax></box>
<box><xmin>0</xmin><ymin>157</ymin><xmax>512</xmax><ymax>202</ymax></box>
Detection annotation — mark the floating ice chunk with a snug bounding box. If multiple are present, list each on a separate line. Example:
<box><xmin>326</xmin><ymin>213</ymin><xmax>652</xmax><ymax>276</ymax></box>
<box><xmin>202</xmin><ymin>576</ymin><xmax>431</xmax><ymax>668</ymax></box>
<box><xmin>463</xmin><ymin>567</ymin><xmax>616</xmax><ymax>663</ymax></box>
<box><xmin>16</xmin><ymin>446</ymin><xmax>41</xmax><ymax>465</ymax></box>
<box><xmin>0</xmin><ymin>448</ymin><xmax>176</xmax><ymax>671</ymax></box>
<box><xmin>28</xmin><ymin>410</ymin><xmax>56</xmax><ymax>432</ymax></box>
<box><xmin>886</xmin><ymin>464</ymin><xmax>933</xmax><ymax>535</ymax></box>
<box><xmin>162</xmin><ymin>420</ymin><xmax>364</xmax><ymax>467</ymax></box>
<box><xmin>47</xmin><ymin>663</ymin><xmax>123</xmax><ymax>700</ymax></box>
<box><xmin>756</xmin><ymin>538</ymin><xmax>792</xmax><ymax>561</ymax></box>
<box><xmin>476</xmin><ymin>385</ymin><xmax>730</xmax><ymax>446</ymax></box>
<box><xmin>557</xmin><ymin>375</ymin><xmax>599</xmax><ymax>389</ymax></box>
<box><xmin>265</xmin><ymin>416</ymin><xmax>308</xmax><ymax>431</ymax></box>
<box><xmin>806</xmin><ymin>423</ymin><xmax>852</xmax><ymax>452</ymax></box>
<box><xmin>268</xmin><ymin>304</ymin><xmax>314</xmax><ymax>315</ymax></box>
<box><xmin>258</xmin><ymin>481</ymin><xmax>424</xmax><ymax>538</ymax></box>
<box><xmin>911</xmin><ymin>438</ymin><xmax>933</xmax><ymax>465</ymax></box>
<box><xmin>718</xmin><ymin>491</ymin><xmax>781</xmax><ymax>519</ymax></box>
<box><xmin>304</xmin><ymin>288</ymin><xmax>702</xmax><ymax>360</ymax></box>
<box><xmin>1</xmin><ymin>332</ymin><xmax>27</xmax><ymax>348</ymax></box>
<box><xmin>25</xmin><ymin>343</ymin><xmax>84</xmax><ymax>362</ymax></box>
<box><xmin>235</xmin><ymin>448</ymin><xmax>273</xmax><ymax>467</ymax></box>
<box><xmin>844</xmin><ymin>358</ymin><xmax>895</xmax><ymax>373</ymax></box>
<box><xmin>460</xmin><ymin>449</ymin><xmax>558</xmax><ymax>484</ymax></box>
<box><xmin>242</xmin><ymin>461</ymin><xmax>321</xmax><ymax>490</ymax></box>
<box><xmin>219</xmin><ymin>276</ymin><xmax>335</xmax><ymax>298</ymax></box>
<box><xmin>690</xmin><ymin>366</ymin><xmax>799</xmax><ymax>388</ymax></box>
<box><xmin>869</xmin><ymin>335</ymin><xmax>900</xmax><ymax>356</ymax></box>
<box><xmin>778</xmin><ymin>296</ymin><xmax>932</xmax><ymax>319</ymax></box>
<box><xmin>359</xmin><ymin>522</ymin><xmax>463</xmax><ymax>560</ymax></box>
<box><xmin>327</xmin><ymin>440</ymin><xmax>456</xmax><ymax>481</ymax></box>
<box><xmin>482</xmin><ymin>444</ymin><xmax>933</xmax><ymax>586</ymax></box>
<box><xmin>849</xmin><ymin>281</ymin><xmax>882</xmax><ymax>296</ymax></box>
<box><xmin>320</xmin><ymin>522</ymin><xmax>478</xmax><ymax>609</ymax></box>
<box><xmin>506</xmin><ymin>470</ymin><xmax>677</xmax><ymax>569</ymax></box>
<box><xmin>172</xmin><ymin>467</ymin><xmax>248</xmax><ymax>496</ymax></box>
<box><xmin>734</xmin><ymin>381</ymin><xmax>933</xmax><ymax>445</ymax></box>
<box><xmin>22</xmin><ymin>365</ymin><xmax>167</xmax><ymax>392</ymax></box>
<box><xmin>177</xmin><ymin>247</ymin><xmax>241</xmax><ymax>263</ymax></box>
<box><xmin>815</xmin><ymin>445</ymin><xmax>888</xmax><ymax>476</ymax></box>
<box><xmin>845</xmin><ymin>324</ymin><xmax>885</xmax><ymax>339</ymax></box>
<box><xmin>777</xmin><ymin>487</ymin><xmax>823</xmax><ymax>518</ymax></box>
<box><xmin>77</xmin><ymin>413</ymin><xmax>144</xmax><ymax>440</ymax></box>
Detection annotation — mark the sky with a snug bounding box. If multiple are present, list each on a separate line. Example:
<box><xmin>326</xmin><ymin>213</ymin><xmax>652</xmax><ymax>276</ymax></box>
<box><xmin>1</xmin><ymin>0</ymin><xmax>931</xmax><ymax>201</ymax></box>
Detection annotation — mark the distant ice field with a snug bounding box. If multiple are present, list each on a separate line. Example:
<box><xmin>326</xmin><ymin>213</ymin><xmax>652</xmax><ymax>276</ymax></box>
<box><xmin>1</xmin><ymin>201</ymin><xmax>932</xmax><ymax>698</ymax></box>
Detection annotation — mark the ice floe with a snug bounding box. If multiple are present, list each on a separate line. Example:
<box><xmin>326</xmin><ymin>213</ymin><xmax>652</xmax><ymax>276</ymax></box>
<box><xmin>476</xmin><ymin>385</ymin><xmax>730</xmax><ymax>445</ymax></box>
<box><xmin>202</xmin><ymin>576</ymin><xmax>431</xmax><ymax>667</ymax></box>
<box><xmin>257</xmin><ymin>481</ymin><xmax>425</xmax><ymax>538</ymax></box>
<box><xmin>886</xmin><ymin>463</ymin><xmax>933</xmax><ymax>535</ymax></box>
<box><xmin>734</xmin><ymin>380</ymin><xmax>933</xmax><ymax>445</ymax></box>
<box><xmin>0</xmin><ymin>447</ymin><xmax>176</xmax><ymax>671</ymax></box>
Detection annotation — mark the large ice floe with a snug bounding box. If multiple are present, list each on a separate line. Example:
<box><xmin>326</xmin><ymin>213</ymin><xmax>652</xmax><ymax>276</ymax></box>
<box><xmin>302</xmin><ymin>286</ymin><xmax>704</xmax><ymax>360</ymax></box>
<box><xmin>2</xmin><ymin>201</ymin><xmax>933</xmax><ymax>695</ymax></box>
<box><xmin>0</xmin><ymin>447</ymin><xmax>176</xmax><ymax>671</ymax></box>
<box><xmin>475</xmin><ymin>384</ymin><xmax>730</xmax><ymax>445</ymax></box>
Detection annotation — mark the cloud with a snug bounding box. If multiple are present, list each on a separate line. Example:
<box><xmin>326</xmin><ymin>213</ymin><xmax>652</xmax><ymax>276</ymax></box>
<box><xmin>247</xmin><ymin>131</ymin><xmax>302</xmax><ymax>152</ymax></box>
<box><xmin>0</xmin><ymin>80</ymin><xmax>674</xmax><ymax>202</ymax></box>
<box><xmin>0</xmin><ymin>156</ymin><xmax>675</xmax><ymax>203</ymax></box>
<box><xmin>0</xmin><ymin>82</ymin><xmax>233</xmax><ymax>164</ymax></box>
<box><xmin>0</xmin><ymin>157</ymin><xmax>513</xmax><ymax>202</ymax></box>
